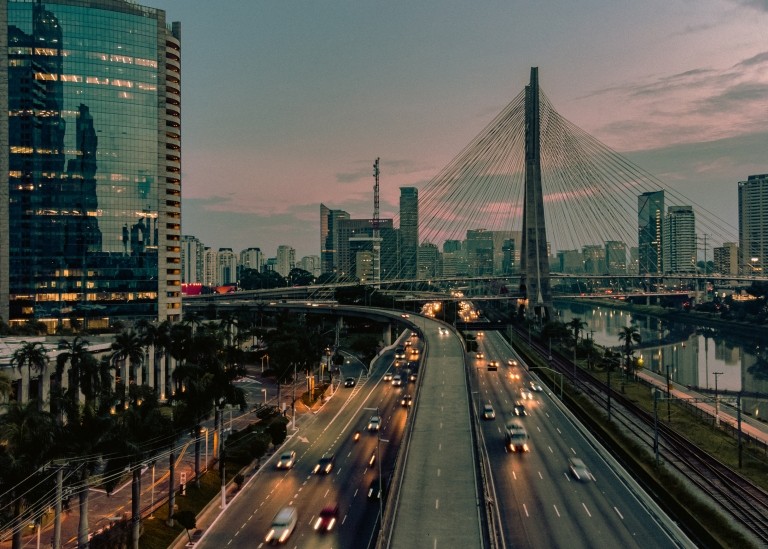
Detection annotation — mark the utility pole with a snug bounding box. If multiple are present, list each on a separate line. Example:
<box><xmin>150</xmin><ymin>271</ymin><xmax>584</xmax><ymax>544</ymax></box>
<box><xmin>737</xmin><ymin>393</ymin><xmax>743</xmax><ymax>468</ymax></box>
<box><xmin>53</xmin><ymin>465</ymin><xmax>63</xmax><ymax>549</ymax></box>
<box><xmin>713</xmin><ymin>371</ymin><xmax>723</xmax><ymax>425</ymax></box>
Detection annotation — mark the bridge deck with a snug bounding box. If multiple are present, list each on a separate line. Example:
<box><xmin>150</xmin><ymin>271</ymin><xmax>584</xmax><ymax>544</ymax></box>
<box><xmin>386</xmin><ymin>319</ymin><xmax>483</xmax><ymax>548</ymax></box>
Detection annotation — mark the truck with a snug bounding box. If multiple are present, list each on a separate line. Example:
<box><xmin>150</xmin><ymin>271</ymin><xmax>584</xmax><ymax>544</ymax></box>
<box><xmin>504</xmin><ymin>421</ymin><xmax>530</xmax><ymax>453</ymax></box>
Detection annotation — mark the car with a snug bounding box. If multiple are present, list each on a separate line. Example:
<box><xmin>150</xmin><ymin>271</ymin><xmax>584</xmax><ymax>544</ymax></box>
<box><xmin>313</xmin><ymin>504</ymin><xmax>339</xmax><ymax>532</ymax></box>
<box><xmin>383</xmin><ymin>372</ymin><xmax>393</xmax><ymax>382</ymax></box>
<box><xmin>482</xmin><ymin>404</ymin><xmax>495</xmax><ymax>420</ymax></box>
<box><xmin>400</xmin><ymin>394</ymin><xmax>413</xmax><ymax>407</ymax></box>
<box><xmin>509</xmin><ymin>372</ymin><xmax>520</xmax><ymax>381</ymax></box>
<box><xmin>477</xmin><ymin>331</ymin><xmax>485</xmax><ymax>337</ymax></box>
<box><xmin>569</xmin><ymin>457</ymin><xmax>591</xmax><ymax>481</ymax></box>
<box><xmin>530</xmin><ymin>381</ymin><xmax>543</xmax><ymax>392</ymax></box>
<box><xmin>513</xmin><ymin>402</ymin><xmax>527</xmax><ymax>416</ymax></box>
<box><xmin>487</xmin><ymin>360</ymin><xmax>499</xmax><ymax>371</ymax></box>
<box><xmin>265</xmin><ymin>506</ymin><xmax>298</xmax><ymax>544</ymax></box>
<box><xmin>344</xmin><ymin>377</ymin><xmax>356</xmax><ymax>388</ymax></box>
<box><xmin>404</xmin><ymin>340</ymin><xmax>412</xmax><ymax>347</ymax></box>
<box><xmin>438</xmin><ymin>327</ymin><xmax>449</xmax><ymax>335</ymax></box>
<box><xmin>401</xmin><ymin>313</ymin><xmax>410</xmax><ymax>318</ymax></box>
<box><xmin>410</xmin><ymin>348</ymin><xmax>420</xmax><ymax>357</ymax></box>
<box><xmin>476</xmin><ymin>352</ymin><xmax>485</xmax><ymax>359</ymax></box>
<box><xmin>368</xmin><ymin>477</ymin><xmax>383</xmax><ymax>499</ymax></box>
<box><xmin>409</xmin><ymin>371</ymin><xmax>417</xmax><ymax>382</ymax></box>
<box><xmin>392</xmin><ymin>374</ymin><xmax>403</xmax><ymax>387</ymax></box>
<box><xmin>367</xmin><ymin>415</ymin><xmax>381</xmax><ymax>431</ymax></box>
<box><xmin>313</xmin><ymin>455</ymin><xmax>335</xmax><ymax>474</ymax></box>
<box><xmin>394</xmin><ymin>347</ymin><xmax>406</xmax><ymax>360</ymax></box>
<box><xmin>507</xmin><ymin>358</ymin><xmax>518</xmax><ymax>367</ymax></box>
<box><xmin>276</xmin><ymin>450</ymin><xmax>296</xmax><ymax>469</ymax></box>
<box><xmin>520</xmin><ymin>387</ymin><xmax>532</xmax><ymax>400</ymax></box>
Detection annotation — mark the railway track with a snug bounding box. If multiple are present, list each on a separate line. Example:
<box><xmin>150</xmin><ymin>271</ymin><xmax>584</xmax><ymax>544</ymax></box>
<box><xmin>519</xmin><ymin>329</ymin><xmax>768</xmax><ymax>545</ymax></box>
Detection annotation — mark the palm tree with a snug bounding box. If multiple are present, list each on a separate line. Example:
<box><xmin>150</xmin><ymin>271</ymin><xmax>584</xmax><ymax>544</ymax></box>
<box><xmin>618</xmin><ymin>325</ymin><xmax>642</xmax><ymax>378</ymax></box>
<box><xmin>55</xmin><ymin>336</ymin><xmax>91</xmax><ymax>402</ymax></box>
<box><xmin>10</xmin><ymin>341</ymin><xmax>49</xmax><ymax>409</ymax></box>
<box><xmin>102</xmin><ymin>386</ymin><xmax>175</xmax><ymax>549</ymax></box>
<box><xmin>567</xmin><ymin>317</ymin><xmax>587</xmax><ymax>348</ymax></box>
<box><xmin>111</xmin><ymin>330</ymin><xmax>145</xmax><ymax>404</ymax></box>
<box><xmin>0</xmin><ymin>402</ymin><xmax>56</xmax><ymax>549</ymax></box>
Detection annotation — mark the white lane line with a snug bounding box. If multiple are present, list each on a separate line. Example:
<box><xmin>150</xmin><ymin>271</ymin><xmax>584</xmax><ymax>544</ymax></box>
<box><xmin>437</xmin><ymin>468</ymin><xmax>441</xmax><ymax>477</ymax></box>
<box><xmin>538</xmin><ymin>471</ymin><xmax>543</xmax><ymax>480</ymax></box>
<box><xmin>556</xmin><ymin>427</ymin><xmax>562</xmax><ymax>434</ymax></box>
<box><xmin>614</xmin><ymin>507</ymin><xmax>624</xmax><ymax>520</ymax></box>
<box><xmin>512</xmin><ymin>471</ymin><xmax>517</xmax><ymax>480</ymax></box>
<box><xmin>553</xmin><ymin>505</ymin><xmax>560</xmax><ymax>517</ymax></box>
<box><xmin>582</xmin><ymin>502</ymin><xmax>592</xmax><ymax>517</ymax></box>
<box><xmin>435</xmin><ymin>498</ymin><xmax>439</xmax><ymax>509</ymax></box>
<box><xmin>548</xmin><ymin>446</ymin><xmax>553</xmax><ymax>454</ymax></box>
<box><xmin>522</xmin><ymin>503</ymin><xmax>529</xmax><ymax>517</ymax></box>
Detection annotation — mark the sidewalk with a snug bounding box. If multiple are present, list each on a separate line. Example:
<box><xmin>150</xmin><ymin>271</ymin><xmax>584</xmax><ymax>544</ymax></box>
<box><xmin>638</xmin><ymin>369</ymin><xmax>768</xmax><ymax>446</ymax></box>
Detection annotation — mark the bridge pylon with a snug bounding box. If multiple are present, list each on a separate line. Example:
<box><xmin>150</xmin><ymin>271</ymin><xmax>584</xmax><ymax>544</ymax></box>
<box><xmin>519</xmin><ymin>67</ymin><xmax>553</xmax><ymax>322</ymax></box>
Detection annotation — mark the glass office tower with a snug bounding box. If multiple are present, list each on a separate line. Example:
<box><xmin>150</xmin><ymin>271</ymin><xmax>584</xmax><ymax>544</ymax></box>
<box><xmin>1</xmin><ymin>0</ymin><xmax>182</xmax><ymax>329</ymax></box>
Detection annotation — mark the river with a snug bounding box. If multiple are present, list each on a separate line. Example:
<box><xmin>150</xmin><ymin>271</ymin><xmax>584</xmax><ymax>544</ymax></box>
<box><xmin>554</xmin><ymin>300</ymin><xmax>768</xmax><ymax>419</ymax></box>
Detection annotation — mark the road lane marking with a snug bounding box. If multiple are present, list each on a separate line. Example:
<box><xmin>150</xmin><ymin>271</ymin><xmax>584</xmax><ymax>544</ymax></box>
<box><xmin>548</xmin><ymin>446</ymin><xmax>553</xmax><ymax>454</ymax></box>
<box><xmin>437</xmin><ymin>468</ymin><xmax>441</xmax><ymax>477</ymax></box>
<box><xmin>538</xmin><ymin>471</ymin><xmax>543</xmax><ymax>480</ymax></box>
<box><xmin>582</xmin><ymin>503</ymin><xmax>592</xmax><ymax>517</ymax></box>
<box><xmin>435</xmin><ymin>498</ymin><xmax>439</xmax><ymax>509</ymax></box>
<box><xmin>614</xmin><ymin>507</ymin><xmax>624</xmax><ymax>520</ymax></box>
<box><xmin>512</xmin><ymin>471</ymin><xmax>516</xmax><ymax>480</ymax></box>
<box><xmin>553</xmin><ymin>504</ymin><xmax>560</xmax><ymax>517</ymax></box>
<box><xmin>523</xmin><ymin>503</ymin><xmax>529</xmax><ymax>517</ymax></box>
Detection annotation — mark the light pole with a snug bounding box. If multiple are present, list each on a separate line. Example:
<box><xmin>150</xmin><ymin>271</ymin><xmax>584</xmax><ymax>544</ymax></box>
<box><xmin>261</xmin><ymin>388</ymin><xmax>267</xmax><ymax>405</ymax></box>
<box><xmin>202</xmin><ymin>428</ymin><xmax>209</xmax><ymax>472</ymax></box>
<box><xmin>713</xmin><ymin>371</ymin><xmax>723</xmax><ymax>425</ymax></box>
<box><xmin>260</xmin><ymin>354</ymin><xmax>269</xmax><ymax>374</ymax></box>
<box><xmin>325</xmin><ymin>347</ymin><xmax>331</xmax><ymax>384</ymax></box>
<box><xmin>292</xmin><ymin>362</ymin><xmax>297</xmax><ymax>429</ymax></box>
<box><xmin>665</xmin><ymin>364</ymin><xmax>672</xmax><ymax>422</ymax></box>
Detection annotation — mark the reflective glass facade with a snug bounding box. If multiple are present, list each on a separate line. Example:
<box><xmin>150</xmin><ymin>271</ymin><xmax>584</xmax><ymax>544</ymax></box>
<box><xmin>4</xmin><ymin>1</ymin><xmax>180</xmax><ymax>329</ymax></box>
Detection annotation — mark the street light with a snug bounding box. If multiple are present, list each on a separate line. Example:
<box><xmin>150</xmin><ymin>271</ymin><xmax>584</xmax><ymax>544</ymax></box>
<box><xmin>260</xmin><ymin>354</ymin><xmax>269</xmax><ymax>374</ymax></box>
<box><xmin>261</xmin><ymin>388</ymin><xmax>268</xmax><ymax>405</ymax></box>
<box><xmin>713</xmin><ymin>371</ymin><xmax>724</xmax><ymax>425</ymax></box>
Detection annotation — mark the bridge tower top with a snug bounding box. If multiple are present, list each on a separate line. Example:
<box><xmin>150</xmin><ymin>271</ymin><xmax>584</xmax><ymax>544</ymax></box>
<box><xmin>520</xmin><ymin>67</ymin><xmax>553</xmax><ymax>321</ymax></box>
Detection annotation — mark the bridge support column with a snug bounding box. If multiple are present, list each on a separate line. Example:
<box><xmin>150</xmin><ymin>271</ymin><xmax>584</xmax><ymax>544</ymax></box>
<box><xmin>382</xmin><ymin>324</ymin><xmax>392</xmax><ymax>347</ymax></box>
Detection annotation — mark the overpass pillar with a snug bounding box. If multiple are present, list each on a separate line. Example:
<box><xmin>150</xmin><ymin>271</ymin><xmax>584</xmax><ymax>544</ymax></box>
<box><xmin>382</xmin><ymin>324</ymin><xmax>392</xmax><ymax>347</ymax></box>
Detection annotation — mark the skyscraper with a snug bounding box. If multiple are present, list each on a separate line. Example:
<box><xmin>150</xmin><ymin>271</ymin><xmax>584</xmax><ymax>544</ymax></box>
<box><xmin>1</xmin><ymin>0</ymin><xmax>182</xmax><ymax>329</ymax></box>
<box><xmin>738</xmin><ymin>174</ymin><xmax>768</xmax><ymax>276</ymax></box>
<box><xmin>320</xmin><ymin>204</ymin><xmax>349</xmax><ymax>275</ymax></box>
<box><xmin>605</xmin><ymin>241</ymin><xmax>627</xmax><ymax>275</ymax></box>
<box><xmin>638</xmin><ymin>191</ymin><xmax>665</xmax><ymax>275</ymax></box>
<box><xmin>276</xmin><ymin>245</ymin><xmax>296</xmax><ymax>278</ymax></box>
<box><xmin>399</xmin><ymin>187</ymin><xmax>419</xmax><ymax>279</ymax></box>
<box><xmin>663</xmin><ymin>206</ymin><xmax>696</xmax><ymax>274</ymax></box>
<box><xmin>181</xmin><ymin>235</ymin><xmax>205</xmax><ymax>284</ymax></box>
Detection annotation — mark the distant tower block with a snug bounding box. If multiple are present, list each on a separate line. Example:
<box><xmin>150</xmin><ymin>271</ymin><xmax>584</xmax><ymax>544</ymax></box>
<box><xmin>519</xmin><ymin>67</ymin><xmax>553</xmax><ymax>321</ymax></box>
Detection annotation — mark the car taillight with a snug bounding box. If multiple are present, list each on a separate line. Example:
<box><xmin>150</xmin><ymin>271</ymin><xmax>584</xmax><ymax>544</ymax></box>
<box><xmin>314</xmin><ymin>518</ymin><xmax>322</xmax><ymax>530</ymax></box>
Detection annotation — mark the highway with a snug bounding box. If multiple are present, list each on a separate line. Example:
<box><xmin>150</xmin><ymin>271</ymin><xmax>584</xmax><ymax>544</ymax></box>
<box><xmin>472</xmin><ymin>331</ymin><xmax>694</xmax><ymax>549</ymax></box>
<box><xmin>194</xmin><ymin>344</ymin><xmax>412</xmax><ymax>549</ymax></box>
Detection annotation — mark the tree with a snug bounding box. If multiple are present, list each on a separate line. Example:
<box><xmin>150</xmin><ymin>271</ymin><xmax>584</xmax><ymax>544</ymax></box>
<box><xmin>10</xmin><ymin>341</ymin><xmax>49</xmax><ymax>409</ymax></box>
<box><xmin>172</xmin><ymin>510</ymin><xmax>197</xmax><ymax>542</ymax></box>
<box><xmin>567</xmin><ymin>317</ymin><xmax>587</xmax><ymax>347</ymax></box>
<box><xmin>618</xmin><ymin>326</ymin><xmax>641</xmax><ymax>378</ymax></box>
<box><xmin>0</xmin><ymin>402</ymin><xmax>56</xmax><ymax>549</ymax></box>
<box><xmin>111</xmin><ymin>330</ymin><xmax>145</xmax><ymax>404</ymax></box>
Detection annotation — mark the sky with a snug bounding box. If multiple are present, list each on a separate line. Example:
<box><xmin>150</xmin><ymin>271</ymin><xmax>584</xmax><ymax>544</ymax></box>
<box><xmin>150</xmin><ymin>0</ymin><xmax>768</xmax><ymax>260</ymax></box>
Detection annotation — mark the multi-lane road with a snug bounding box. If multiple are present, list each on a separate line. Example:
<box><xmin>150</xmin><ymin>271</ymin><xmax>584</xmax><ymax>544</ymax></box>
<box><xmin>472</xmin><ymin>330</ymin><xmax>693</xmax><ymax>549</ymax></box>
<box><xmin>195</xmin><ymin>339</ymin><xmax>415</xmax><ymax>549</ymax></box>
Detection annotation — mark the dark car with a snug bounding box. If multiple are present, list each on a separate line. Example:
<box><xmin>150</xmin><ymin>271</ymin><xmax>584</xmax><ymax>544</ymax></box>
<box><xmin>344</xmin><ymin>377</ymin><xmax>356</xmax><ymax>388</ymax></box>
<box><xmin>513</xmin><ymin>401</ymin><xmax>527</xmax><ymax>416</ymax></box>
<box><xmin>313</xmin><ymin>454</ymin><xmax>335</xmax><ymax>474</ymax></box>
<box><xmin>368</xmin><ymin>477</ymin><xmax>384</xmax><ymax>500</ymax></box>
<box><xmin>313</xmin><ymin>504</ymin><xmax>339</xmax><ymax>532</ymax></box>
<box><xmin>400</xmin><ymin>394</ymin><xmax>413</xmax><ymax>407</ymax></box>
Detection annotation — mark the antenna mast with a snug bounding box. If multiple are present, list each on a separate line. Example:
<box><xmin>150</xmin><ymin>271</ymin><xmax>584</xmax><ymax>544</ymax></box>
<box><xmin>372</xmin><ymin>158</ymin><xmax>381</xmax><ymax>286</ymax></box>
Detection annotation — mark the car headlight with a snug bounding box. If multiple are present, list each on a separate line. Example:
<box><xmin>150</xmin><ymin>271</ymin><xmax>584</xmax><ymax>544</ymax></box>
<box><xmin>314</xmin><ymin>518</ymin><xmax>322</xmax><ymax>530</ymax></box>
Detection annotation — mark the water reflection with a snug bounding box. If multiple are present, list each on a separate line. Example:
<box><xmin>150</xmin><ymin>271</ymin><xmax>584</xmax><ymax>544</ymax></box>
<box><xmin>554</xmin><ymin>301</ymin><xmax>768</xmax><ymax>419</ymax></box>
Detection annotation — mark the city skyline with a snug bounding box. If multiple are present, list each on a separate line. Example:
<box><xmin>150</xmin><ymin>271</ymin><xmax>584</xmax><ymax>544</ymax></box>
<box><xmin>152</xmin><ymin>1</ymin><xmax>768</xmax><ymax>259</ymax></box>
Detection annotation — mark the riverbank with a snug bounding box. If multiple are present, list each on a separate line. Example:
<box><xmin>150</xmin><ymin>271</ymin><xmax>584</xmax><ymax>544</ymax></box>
<box><xmin>556</xmin><ymin>297</ymin><xmax>768</xmax><ymax>341</ymax></box>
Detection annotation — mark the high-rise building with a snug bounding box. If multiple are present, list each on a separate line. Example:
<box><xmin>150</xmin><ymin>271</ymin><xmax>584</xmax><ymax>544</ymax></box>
<box><xmin>276</xmin><ymin>245</ymin><xmax>296</xmax><ymax>278</ymax></box>
<box><xmin>638</xmin><ymin>191</ymin><xmax>665</xmax><ymax>275</ymax></box>
<box><xmin>466</xmin><ymin>229</ymin><xmax>494</xmax><ymax>276</ymax></box>
<box><xmin>399</xmin><ymin>187</ymin><xmax>419</xmax><ymax>279</ymax></box>
<box><xmin>663</xmin><ymin>206</ymin><xmax>696</xmax><ymax>274</ymax></box>
<box><xmin>203</xmin><ymin>248</ymin><xmax>218</xmax><ymax>286</ymax></box>
<box><xmin>240</xmin><ymin>247</ymin><xmax>265</xmax><ymax>274</ymax></box>
<box><xmin>217</xmin><ymin>248</ymin><xmax>238</xmax><ymax>285</ymax></box>
<box><xmin>738</xmin><ymin>174</ymin><xmax>768</xmax><ymax>276</ymax></box>
<box><xmin>299</xmin><ymin>255</ymin><xmax>321</xmax><ymax>277</ymax></box>
<box><xmin>556</xmin><ymin>250</ymin><xmax>583</xmax><ymax>274</ymax></box>
<box><xmin>582</xmin><ymin>245</ymin><xmax>606</xmax><ymax>274</ymax></box>
<box><xmin>320</xmin><ymin>204</ymin><xmax>349</xmax><ymax>275</ymax></box>
<box><xmin>605</xmin><ymin>241</ymin><xmax>627</xmax><ymax>275</ymax></box>
<box><xmin>714</xmin><ymin>242</ymin><xmax>739</xmax><ymax>276</ymax></box>
<box><xmin>181</xmin><ymin>235</ymin><xmax>205</xmax><ymax>284</ymax></box>
<box><xmin>1</xmin><ymin>0</ymin><xmax>182</xmax><ymax>329</ymax></box>
<box><xmin>417</xmin><ymin>242</ymin><xmax>440</xmax><ymax>279</ymax></box>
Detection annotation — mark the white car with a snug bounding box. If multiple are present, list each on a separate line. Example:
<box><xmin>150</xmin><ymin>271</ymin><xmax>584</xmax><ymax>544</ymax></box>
<box><xmin>482</xmin><ymin>404</ymin><xmax>496</xmax><ymax>420</ymax></box>
<box><xmin>529</xmin><ymin>382</ymin><xmax>543</xmax><ymax>392</ymax></box>
<box><xmin>392</xmin><ymin>374</ymin><xmax>403</xmax><ymax>387</ymax></box>
<box><xmin>265</xmin><ymin>507</ymin><xmax>297</xmax><ymax>544</ymax></box>
<box><xmin>520</xmin><ymin>387</ymin><xmax>533</xmax><ymax>400</ymax></box>
<box><xmin>569</xmin><ymin>457</ymin><xmax>592</xmax><ymax>481</ymax></box>
<box><xmin>275</xmin><ymin>450</ymin><xmax>296</xmax><ymax>469</ymax></box>
<box><xmin>367</xmin><ymin>416</ymin><xmax>381</xmax><ymax>431</ymax></box>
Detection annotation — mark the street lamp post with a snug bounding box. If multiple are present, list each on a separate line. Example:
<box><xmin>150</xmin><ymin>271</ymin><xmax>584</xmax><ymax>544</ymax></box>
<box><xmin>261</xmin><ymin>354</ymin><xmax>269</xmax><ymax>374</ymax></box>
<box><xmin>713</xmin><ymin>371</ymin><xmax>723</xmax><ymax>425</ymax></box>
<box><xmin>261</xmin><ymin>388</ymin><xmax>267</xmax><ymax>405</ymax></box>
<box><xmin>665</xmin><ymin>364</ymin><xmax>672</xmax><ymax>422</ymax></box>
